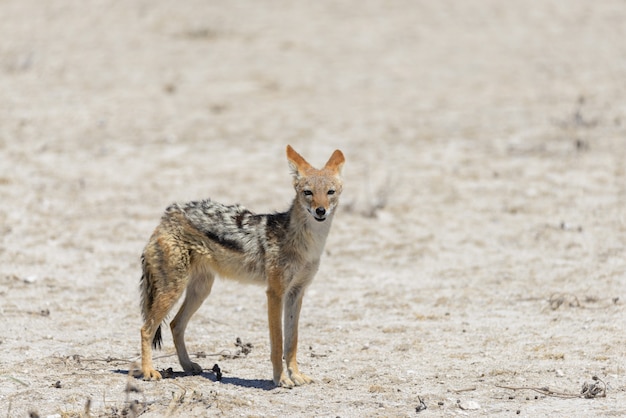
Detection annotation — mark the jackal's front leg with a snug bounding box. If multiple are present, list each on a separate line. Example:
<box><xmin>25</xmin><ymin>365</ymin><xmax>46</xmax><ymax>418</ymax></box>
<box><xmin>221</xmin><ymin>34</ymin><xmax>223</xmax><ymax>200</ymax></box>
<box><xmin>283</xmin><ymin>288</ymin><xmax>313</xmax><ymax>386</ymax></box>
<box><xmin>267</xmin><ymin>285</ymin><xmax>294</xmax><ymax>387</ymax></box>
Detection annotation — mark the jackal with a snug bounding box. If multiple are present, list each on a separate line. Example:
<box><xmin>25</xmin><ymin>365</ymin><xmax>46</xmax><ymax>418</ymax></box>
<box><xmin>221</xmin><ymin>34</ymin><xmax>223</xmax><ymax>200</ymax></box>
<box><xmin>139</xmin><ymin>145</ymin><xmax>345</xmax><ymax>388</ymax></box>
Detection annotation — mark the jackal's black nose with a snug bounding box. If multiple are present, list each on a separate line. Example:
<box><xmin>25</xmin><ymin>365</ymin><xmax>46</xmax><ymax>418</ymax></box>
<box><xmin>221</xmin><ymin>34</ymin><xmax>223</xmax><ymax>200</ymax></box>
<box><xmin>315</xmin><ymin>207</ymin><xmax>326</xmax><ymax>217</ymax></box>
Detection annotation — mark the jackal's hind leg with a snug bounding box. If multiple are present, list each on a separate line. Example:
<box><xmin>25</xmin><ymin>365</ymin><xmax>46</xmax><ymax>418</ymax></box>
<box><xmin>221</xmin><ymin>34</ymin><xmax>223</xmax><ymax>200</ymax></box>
<box><xmin>141</xmin><ymin>287</ymin><xmax>184</xmax><ymax>380</ymax></box>
<box><xmin>171</xmin><ymin>270</ymin><xmax>215</xmax><ymax>374</ymax></box>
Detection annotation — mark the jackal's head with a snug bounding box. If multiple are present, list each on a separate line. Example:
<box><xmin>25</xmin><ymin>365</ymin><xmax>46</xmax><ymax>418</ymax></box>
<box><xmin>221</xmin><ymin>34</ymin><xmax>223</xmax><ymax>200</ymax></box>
<box><xmin>287</xmin><ymin>145</ymin><xmax>345</xmax><ymax>223</ymax></box>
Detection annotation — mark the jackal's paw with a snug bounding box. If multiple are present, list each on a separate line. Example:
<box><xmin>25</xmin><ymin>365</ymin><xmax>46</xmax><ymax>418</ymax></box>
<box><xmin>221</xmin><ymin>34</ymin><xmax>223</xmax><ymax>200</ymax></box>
<box><xmin>182</xmin><ymin>361</ymin><xmax>203</xmax><ymax>375</ymax></box>
<box><xmin>275</xmin><ymin>372</ymin><xmax>295</xmax><ymax>388</ymax></box>
<box><xmin>289</xmin><ymin>371</ymin><xmax>313</xmax><ymax>386</ymax></box>
<box><xmin>142</xmin><ymin>368</ymin><xmax>162</xmax><ymax>381</ymax></box>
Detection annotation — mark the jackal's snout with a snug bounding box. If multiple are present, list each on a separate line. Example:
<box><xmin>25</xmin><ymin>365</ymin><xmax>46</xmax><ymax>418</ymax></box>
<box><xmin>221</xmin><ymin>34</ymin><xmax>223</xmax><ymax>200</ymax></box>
<box><xmin>308</xmin><ymin>191</ymin><xmax>337</xmax><ymax>222</ymax></box>
<box><xmin>314</xmin><ymin>206</ymin><xmax>327</xmax><ymax>222</ymax></box>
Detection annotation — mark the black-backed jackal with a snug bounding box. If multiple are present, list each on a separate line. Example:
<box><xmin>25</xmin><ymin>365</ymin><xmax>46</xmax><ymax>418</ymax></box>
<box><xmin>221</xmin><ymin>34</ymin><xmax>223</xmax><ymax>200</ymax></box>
<box><xmin>139</xmin><ymin>145</ymin><xmax>345</xmax><ymax>388</ymax></box>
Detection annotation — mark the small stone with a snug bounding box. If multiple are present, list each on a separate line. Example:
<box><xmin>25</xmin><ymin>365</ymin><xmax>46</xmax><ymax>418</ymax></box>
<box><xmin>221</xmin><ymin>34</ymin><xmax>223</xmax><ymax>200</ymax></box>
<box><xmin>459</xmin><ymin>400</ymin><xmax>480</xmax><ymax>410</ymax></box>
<box><xmin>23</xmin><ymin>275</ymin><xmax>38</xmax><ymax>284</ymax></box>
<box><xmin>555</xmin><ymin>369</ymin><xmax>565</xmax><ymax>377</ymax></box>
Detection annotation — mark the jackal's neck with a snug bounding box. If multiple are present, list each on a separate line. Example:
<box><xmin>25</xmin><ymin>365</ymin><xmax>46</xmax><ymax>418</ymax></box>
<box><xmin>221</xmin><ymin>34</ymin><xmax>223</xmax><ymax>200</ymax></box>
<box><xmin>285</xmin><ymin>200</ymin><xmax>333</xmax><ymax>259</ymax></box>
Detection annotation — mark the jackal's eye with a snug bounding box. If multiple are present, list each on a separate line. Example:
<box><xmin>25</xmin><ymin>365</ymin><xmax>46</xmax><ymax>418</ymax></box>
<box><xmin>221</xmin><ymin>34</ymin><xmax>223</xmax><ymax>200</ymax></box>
<box><xmin>327</xmin><ymin>189</ymin><xmax>335</xmax><ymax>195</ymax></box>
<box><xmin>303</xmin><ymin>190</ymin><xmax>313</xmax><ymax>196</ymax></box>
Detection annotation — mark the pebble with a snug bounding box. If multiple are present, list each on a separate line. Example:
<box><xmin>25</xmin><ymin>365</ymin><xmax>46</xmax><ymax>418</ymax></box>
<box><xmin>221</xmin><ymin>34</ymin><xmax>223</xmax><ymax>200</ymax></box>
<box><xmin>23</xmin><ymin>275</ymin><xmax>38</xmax><ymax>284</ymax></box>
<box><xmin>459</xmin><ymin>400</ymin><xmax>481</xmax><ymax>410</ymax></box>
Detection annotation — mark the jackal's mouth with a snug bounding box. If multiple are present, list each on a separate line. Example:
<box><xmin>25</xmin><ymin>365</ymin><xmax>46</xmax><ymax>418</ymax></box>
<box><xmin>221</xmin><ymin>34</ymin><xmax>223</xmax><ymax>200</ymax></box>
<box><xmin>308</xmin><ymin>208</ymin><xmax>328</xmax><ymax>222</ymax></box>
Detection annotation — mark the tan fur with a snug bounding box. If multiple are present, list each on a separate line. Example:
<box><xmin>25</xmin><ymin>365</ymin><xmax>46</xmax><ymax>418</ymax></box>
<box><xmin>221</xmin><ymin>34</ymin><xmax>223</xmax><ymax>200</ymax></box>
<box><xmin>139</xmin><ymin>145</ymin><xmax>345</xmax><ymax>388</ymax></box>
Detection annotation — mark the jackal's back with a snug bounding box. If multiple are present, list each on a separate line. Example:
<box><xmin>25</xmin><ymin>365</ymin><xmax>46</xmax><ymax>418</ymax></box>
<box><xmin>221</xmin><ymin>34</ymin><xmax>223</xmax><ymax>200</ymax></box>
<box><xmin>174</xmin><ymin>199</ymin><xmax>271</xmax><ymax>253</ymax></box>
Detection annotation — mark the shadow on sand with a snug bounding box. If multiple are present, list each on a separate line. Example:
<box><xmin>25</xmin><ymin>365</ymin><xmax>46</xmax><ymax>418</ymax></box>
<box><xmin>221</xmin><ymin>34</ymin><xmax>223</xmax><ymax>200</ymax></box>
<box><xmin>112</xmin><ymin>368</ymin><xmax>275</xmax><ymax>391</ymax></box>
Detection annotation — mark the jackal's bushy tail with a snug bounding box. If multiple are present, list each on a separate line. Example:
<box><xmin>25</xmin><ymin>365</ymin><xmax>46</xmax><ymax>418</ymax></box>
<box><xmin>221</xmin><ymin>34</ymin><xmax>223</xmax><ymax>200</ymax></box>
<box><xmin>140</xmin><ymin>254</ymin><xmax>163</xmax><ymax>349</ymax></box>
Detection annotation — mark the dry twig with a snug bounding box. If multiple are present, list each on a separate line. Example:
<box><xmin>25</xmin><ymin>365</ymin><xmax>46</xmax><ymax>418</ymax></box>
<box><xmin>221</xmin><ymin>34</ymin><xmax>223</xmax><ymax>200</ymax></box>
<box><xmin>548</xmin><ymin>293</ymin><xmax>620</xmax><ymax>311</ymax></box>
<box><xmin>451</xmin><ymin>386</ymin><xmax>477</xmax><ymax>393</ymax></box>
<box><xmin>415</xmin><ymin>396</ymin><xmax>427</xmax><ymax>413</ymax></box>
<box><xmin>496</xmin><ymin>376</ymin><xmax>607</xmax><ymax>399</ymax></box>
<box><xmin>548</xmin><ymin>293</ymin><xmax>581</xmax><ymax>310</ymax></box>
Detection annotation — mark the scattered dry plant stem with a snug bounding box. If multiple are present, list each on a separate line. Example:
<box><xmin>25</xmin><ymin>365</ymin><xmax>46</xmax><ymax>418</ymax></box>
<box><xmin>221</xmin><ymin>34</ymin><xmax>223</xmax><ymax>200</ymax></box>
<box><xmin>581</xmin><ymin>377</ymin><xmax>607</xmax><ymax>398</ymax></box>
<box><xmin>549</xmin><ymin>293</ymin><xmax>580</xmax><ymax>310</ymax></box>
<box><xmin>79</xmin><ymin>356</ymin><xmax>132</xmax><ymax>364</ymax></box>
<box><xmin>153</xmin><ymin>350</ymin><xmax>235</xmax><ymax>361</ymax></box>
<box><xmin>547</xmin><ymin>293</ymin><xmax>620</xmax><ymax>311</ymax></box>
<box><xmin>452</xmin><ymin>386</ymin><xmax>477</xmax><ymax>393</ymax></box>
<box><xmin>496</xmin><ymin>376</ymin><xmax>606</xmax><ymax>399</ymax></box>
<box><xmin>61</xmin><ymin>349</ymin><xmax>231</xmax><ymax>368</ymax></box>
<box><xmin>170</xmin><ymin>381</ymin><xmax>188</xmax><ymax>399</ymax></box>
<box><xmin>2</xmin><ymin>375</ymin><xmax>29</xmax><ymax>386</ymax></box>
<box><xmin>123</xmin><ymin>368</ymin><xmax>150</xmax><ymax>417</ymax></box>
<box><xmin>496</xmin><ymin>384</ymin><xmax>580</xmax><ymax>399</ymax></box>
<box><xmin>415</xmin><ymin>396</ymin><xmax>427</xmax><ymax>413</ymax></box>
<box><xmin>310</xmin><ymin>352</ymin><xmax>328</xmax><ymax>358</ymax></box>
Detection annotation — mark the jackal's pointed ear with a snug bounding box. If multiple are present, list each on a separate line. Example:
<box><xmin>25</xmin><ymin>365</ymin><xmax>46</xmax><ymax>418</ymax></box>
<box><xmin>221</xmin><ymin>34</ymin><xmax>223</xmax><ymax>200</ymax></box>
<box><xmin>324</xmin><ymin>149</ymin><xmax>345</xmax><ymax>176</ymax></box>
<box><xmin>286</xmin><ymin>145</ymin><xmax>312</xmax><ymax>179</ymax></box>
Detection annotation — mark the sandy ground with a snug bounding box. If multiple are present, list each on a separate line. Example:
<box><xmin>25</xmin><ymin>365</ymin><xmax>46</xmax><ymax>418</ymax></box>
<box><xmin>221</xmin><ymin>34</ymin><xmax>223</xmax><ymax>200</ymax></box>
<box><xmin>1</xmin><ymin>0</ymin><xmax>625</xmax><ymax>416</ymax></box>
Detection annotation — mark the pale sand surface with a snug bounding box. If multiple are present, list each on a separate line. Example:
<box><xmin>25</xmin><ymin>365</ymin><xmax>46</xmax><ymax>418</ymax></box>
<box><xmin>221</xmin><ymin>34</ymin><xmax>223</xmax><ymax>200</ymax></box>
<box><xmin>1</xmin><ymin>1</ymin><xmax>625</xmax><ymax>416</ymax></box>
